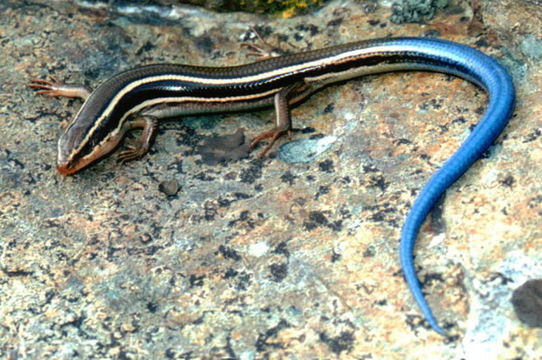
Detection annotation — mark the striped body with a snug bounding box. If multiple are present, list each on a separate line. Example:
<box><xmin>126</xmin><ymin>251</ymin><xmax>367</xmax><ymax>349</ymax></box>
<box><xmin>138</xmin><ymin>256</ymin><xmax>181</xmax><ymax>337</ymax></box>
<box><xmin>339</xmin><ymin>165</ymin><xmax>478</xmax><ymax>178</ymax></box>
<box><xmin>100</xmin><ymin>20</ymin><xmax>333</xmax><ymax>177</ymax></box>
<box><xmin>36</xmin><ymin>37</ymin><xmax>516</xmax><ymax>335</ymax></box>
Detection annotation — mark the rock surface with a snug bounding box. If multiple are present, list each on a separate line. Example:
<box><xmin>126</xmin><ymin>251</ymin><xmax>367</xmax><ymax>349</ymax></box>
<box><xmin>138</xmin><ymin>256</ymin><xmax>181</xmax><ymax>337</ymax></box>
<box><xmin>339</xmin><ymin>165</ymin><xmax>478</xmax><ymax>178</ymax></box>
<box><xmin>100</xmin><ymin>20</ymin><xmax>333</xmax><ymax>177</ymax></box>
<box><xmin>1</xmin><ymin>0</ymin><xmax>540</xmax><ymax>358</ymax></box>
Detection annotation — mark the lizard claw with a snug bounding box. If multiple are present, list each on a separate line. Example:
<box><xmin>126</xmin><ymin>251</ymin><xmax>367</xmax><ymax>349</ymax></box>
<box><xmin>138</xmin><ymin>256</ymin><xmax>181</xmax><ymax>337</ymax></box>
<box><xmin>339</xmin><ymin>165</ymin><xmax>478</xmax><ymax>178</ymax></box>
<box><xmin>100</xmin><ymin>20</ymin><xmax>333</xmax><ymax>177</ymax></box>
<box><xmin>249</xmin><ymin>129</ymin><xmax>288</xmax><ymax>157</ymax></box>
<box><xmin>28</xmin><ymin>76</ymin><xmax>66</xmax><ymax>97</ymax></box>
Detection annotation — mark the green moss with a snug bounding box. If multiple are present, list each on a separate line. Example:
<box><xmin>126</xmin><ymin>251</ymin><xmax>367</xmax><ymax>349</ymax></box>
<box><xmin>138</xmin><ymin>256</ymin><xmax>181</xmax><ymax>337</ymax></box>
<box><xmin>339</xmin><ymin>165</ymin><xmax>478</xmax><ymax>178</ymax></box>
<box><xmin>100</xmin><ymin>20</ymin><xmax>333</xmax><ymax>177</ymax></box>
<box><xmin>175</xmin><ymin>0</ymin><xmax>328</xmax><ymax>17</ymax></box>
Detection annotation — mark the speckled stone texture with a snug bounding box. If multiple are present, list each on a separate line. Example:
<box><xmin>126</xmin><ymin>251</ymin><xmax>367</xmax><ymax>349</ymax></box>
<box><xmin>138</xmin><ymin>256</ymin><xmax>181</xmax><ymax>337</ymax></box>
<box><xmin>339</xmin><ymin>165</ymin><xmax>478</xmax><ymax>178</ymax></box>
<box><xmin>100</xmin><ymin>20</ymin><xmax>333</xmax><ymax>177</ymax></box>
<box><xmin>1</xmin><ymin>0</ymin><xmax>540</xmax><ymax>358</ymax></box>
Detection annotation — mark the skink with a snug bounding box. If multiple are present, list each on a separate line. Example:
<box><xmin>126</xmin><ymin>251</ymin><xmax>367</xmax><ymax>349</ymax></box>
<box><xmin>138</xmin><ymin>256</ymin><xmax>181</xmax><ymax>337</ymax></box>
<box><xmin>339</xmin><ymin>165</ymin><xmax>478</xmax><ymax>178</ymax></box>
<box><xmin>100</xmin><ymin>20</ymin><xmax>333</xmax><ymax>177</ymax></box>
<box><xmin>30</xmin><ymin>37</ymin><xmax>515</xmax><ymax>335</ymax></box>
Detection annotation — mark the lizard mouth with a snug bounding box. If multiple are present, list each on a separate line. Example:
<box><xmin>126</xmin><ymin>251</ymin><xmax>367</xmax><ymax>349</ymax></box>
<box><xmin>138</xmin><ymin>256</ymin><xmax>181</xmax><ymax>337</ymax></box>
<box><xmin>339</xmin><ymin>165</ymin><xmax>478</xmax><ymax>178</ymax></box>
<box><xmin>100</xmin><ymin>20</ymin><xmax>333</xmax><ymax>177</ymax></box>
<box><xmin>56</xmin><ymin>156</ymin><xmax>91</xmax><ymax>175</ymax></box>
<box><xmin>57</xmin><ymin>161</ymin><xmax>80</xmax><ymax>175</ymax></box>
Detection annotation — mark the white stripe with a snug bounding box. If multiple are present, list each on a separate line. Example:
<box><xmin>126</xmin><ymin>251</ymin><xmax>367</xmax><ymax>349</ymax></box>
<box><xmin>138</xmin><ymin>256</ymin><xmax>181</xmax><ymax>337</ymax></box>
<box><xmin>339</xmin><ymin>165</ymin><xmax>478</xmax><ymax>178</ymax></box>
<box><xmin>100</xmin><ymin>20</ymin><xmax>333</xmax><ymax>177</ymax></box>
<box><xmin>66</xmin><ymin>43</ymin><xmax>422</xmax><ymax>163</ymax></box>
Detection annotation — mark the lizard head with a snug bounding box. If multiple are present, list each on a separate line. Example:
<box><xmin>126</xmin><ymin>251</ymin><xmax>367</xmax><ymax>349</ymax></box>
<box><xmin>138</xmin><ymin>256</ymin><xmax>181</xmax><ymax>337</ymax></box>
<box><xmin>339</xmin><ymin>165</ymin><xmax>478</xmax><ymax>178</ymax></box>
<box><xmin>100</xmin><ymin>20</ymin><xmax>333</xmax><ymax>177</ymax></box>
<box><xmin>56</xmin><ymin>99</ymin><xmax>125</xmax><ymax>175</ymax></box>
